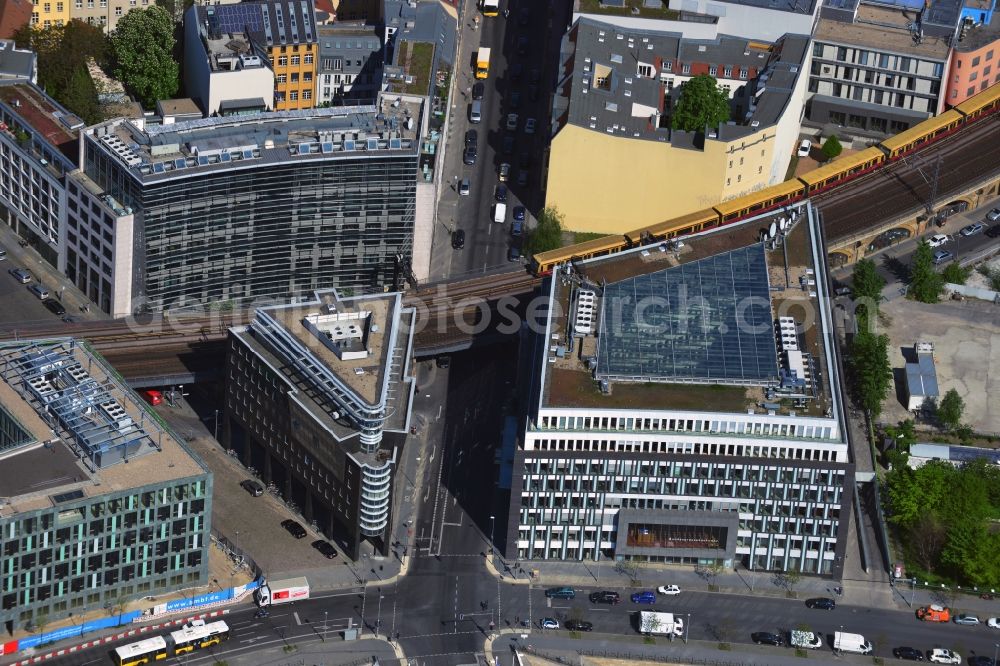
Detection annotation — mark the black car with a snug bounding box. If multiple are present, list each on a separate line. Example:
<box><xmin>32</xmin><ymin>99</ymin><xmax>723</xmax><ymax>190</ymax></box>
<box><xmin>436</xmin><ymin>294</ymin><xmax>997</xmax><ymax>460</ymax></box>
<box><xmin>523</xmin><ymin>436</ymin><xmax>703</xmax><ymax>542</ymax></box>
<box><xmin>472</xmin><ymin>82</ymin><xmax>484</xmax><ymax>100</ymax></box>
<box><xmin>281</xmin><ymin>519</ymin><xmax>307</xmax><ymax>539</ymax></box>
<box><xmin>451</xmin><ymin>229</ymin><xmax>465</xmax><ymax>249</ymax></box>
<box><xmin>502</xmin><ymin>134</ymin><xmax>515</xmax><ymax>155</ymax></box>
<box><xmin>517</xmin><ymin>7</ymin><xmax>530</xmax><ymax>25</ymax></box>
<box><xmin>495</xmin><ymin>184</ymin><xmax>508</xmax><ymax>203</ymax></box>
<box><xmin>564</xmin><ymin>620</ymin><xmax>592</xmax><ymax>632</ymax></box>
<box><xmin>518</xmin><ymin>152</ymin><xmax>531</xmax><ymax>169</ymax></box>
<box><xmin>463</xmin><ymin>145</ymin><xmax>477</xmax><ymax>165</ymax></box>
<box><xmin>967</xmin><ymin>656</ymin><xmax>994</xmax><ymax>666</ymax></box>
<box><xmin>511</xmin><ymin>63</ymin><xmax>523</xmax><ymax>82</ymax></box>
<box><xmin>42</xmin><ymin>299</ymin><xmax>66</xmax><ymax>316</ymax></box>
<box><xmin>465</xmin><ymin>129</ymin><xmax>478</xmax><ymax>147</ymax></box>
<box><xmin>436</xmin><ymin>355</ymin><xmax>451</xmax><ymax>369</ymax></box>
<box><xmin>805</xmin><ymin>597</ymin><xmax>836</xmax><ymax>610</ymax></box>
<box><xmin>893</xmin><ymin>647</ymin><xmax>924</xmax><ymax>661</ymax></box>
<box><xmin>240</xmin><ymin>479</ymin><xmax>264</xmax><ymax>497</ymax></box>
<box><xmin>751</xmin><ymin>632</ymin><xmax>785</xmax><ymax>646</ymax></box>
<box><xmin>507</xmin><ymin>243</ymin><xmax>521</xmax><ymax>263</ymax></box>
<box><xmin>588</xmin><ymin>591</ymin><xmax>620</xmax><ymax>604</ymax></box>
<box><xmin>528</xmin><ymin>84</ymin><xmax>539</xmax><ymax>101</ymax></box>
<box><xmin>529</xmin><ymin>68</ymin><xmax>541</xmax><ymax>84</ymax></box>
<box><xmin>312</xmin><ymin>540</ymin><xmax>338</xmax><ymax>559</ymax></box>
<box><xmin>516</xmin><ymin>35</ymin><xmax>529</xmax><ymax>55</ymax></box>
<box><xmin>510</xmin><ymin>91</ymin><xmax>521</xmax><ymax>109</ymax></box>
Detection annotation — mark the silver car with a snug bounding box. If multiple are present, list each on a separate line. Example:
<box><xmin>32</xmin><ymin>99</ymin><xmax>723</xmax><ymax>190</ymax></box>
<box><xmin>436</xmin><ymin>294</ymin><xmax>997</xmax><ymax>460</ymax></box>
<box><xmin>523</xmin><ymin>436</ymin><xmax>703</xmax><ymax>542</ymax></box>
<box><xmin>954</xmin><ymin>614</ymin><xmax>980</xmax><ymax>626</ymax></box>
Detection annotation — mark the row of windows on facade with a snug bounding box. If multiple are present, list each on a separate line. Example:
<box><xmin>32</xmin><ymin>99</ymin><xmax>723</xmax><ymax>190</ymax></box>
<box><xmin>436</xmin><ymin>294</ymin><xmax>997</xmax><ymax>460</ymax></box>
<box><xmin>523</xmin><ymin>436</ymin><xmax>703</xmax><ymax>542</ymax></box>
<box><xmin>4</xmin><ymin>534</ymin><xmax>206</xmax><ymax>578</ymax></box>
<box><xmin>520</xmin><ymin>477</ymin><xmax>844</xmax><ymax>502</ymax></box>
<box><xmin>276</xmin><ymin>72</ymin><xmax>314</xmax><ymax>84</ymax></box>
<box><xmin>277</xmin><ymin>90</ymin><xmax>313</xmax><ymax>102</ymax></box>
<box><xmin>813</xmin><ymin>43</ymin><xmax>945</xmax><ymax>77</ymax></box>
<box><xmin>823</xmin><ymin>110</ymin><xmax>910</xmax><ymax>134</ymax></box>
<box><xmin>524</xmin><ymin>458</ymin><xmax>845</xmax><ymax>480</ymax></box>
<box><xmin>6</xmin><ymin>570</ymin><xmax>203</xmax><ymax>622</ymax></box>
<box><xmin>538</xmin><ymin>414</ymin><xmax>835</xmax><ymax>440</ymax></box>
<box><xmin>808</xmin><ymin>79</ymin><xmax>936</xmax><ymax>114</ymax></box>
<box><xmin>63</xmin><ymin>253</ymin><xmax>113</xmax><ymax>312</ymax></box>
<box><xmin>4</xmin><ymin>512</ymin><xmax>206</xmax><ymax>554</ymax></box>
<box><xmin>516</xmin><ymin>525</ymin><xmax>839</xmax><ymax>550</ymax></box>
<box><xmin>528</xmin><ymin>438</ymin><xmax>843</xmax><ymax>461</ymax></box>
<box><xmin>520</xmin><ymin>508</ymin><xmax>841</xmax><ymax>536</ymax></box>
<box><xmin>810</xmin><ymin>61</ymin><xmax>939</xmax><ymax>94</ymax></box>
<box><xmin>276</xmin><ymin>54</ymin><xmax>315</xmax><ymax>67</ymax></box>
<box><xmin>951</xmin><ymin>74</ymin><xmax>1000</xmax><ymax>98</ymax></box>
<box><xmin>955</xmin><ymin>50</ymin><xmax>996</xmax><ymax>70</ymax></box>
<box><xmin>659</xmin><ymin>61</ymin><xmax>749</xmax><ymax>79</ymax></box>
<box><xmin>31</xmin><ymin>0</ymin><xmax>147</xmax><ymax>24</ymax></box>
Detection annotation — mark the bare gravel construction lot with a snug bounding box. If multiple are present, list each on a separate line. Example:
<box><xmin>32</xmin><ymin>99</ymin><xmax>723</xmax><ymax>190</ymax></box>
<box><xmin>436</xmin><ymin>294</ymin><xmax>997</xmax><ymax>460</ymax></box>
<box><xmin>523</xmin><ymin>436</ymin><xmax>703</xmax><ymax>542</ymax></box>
<box><xmin>878</xmin><ymin>296</ymin><xmax>1000</xmax><ymax>433</ymax></box>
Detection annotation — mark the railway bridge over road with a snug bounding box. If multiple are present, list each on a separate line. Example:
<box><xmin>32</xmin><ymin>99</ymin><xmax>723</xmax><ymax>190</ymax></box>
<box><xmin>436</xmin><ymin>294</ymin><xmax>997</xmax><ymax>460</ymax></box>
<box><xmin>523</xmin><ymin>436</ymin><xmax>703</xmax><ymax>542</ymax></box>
<box><xmin>0</xmin><ymin>115</ymin><xmax>998</xmax><ymax>385</ymax></box>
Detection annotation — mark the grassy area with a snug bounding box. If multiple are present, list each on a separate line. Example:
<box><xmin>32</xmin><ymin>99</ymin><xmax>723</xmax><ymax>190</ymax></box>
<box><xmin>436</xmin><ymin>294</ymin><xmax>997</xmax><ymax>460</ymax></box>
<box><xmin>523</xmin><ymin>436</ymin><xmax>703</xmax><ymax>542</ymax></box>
<box><xmin>548</xmin><ymin>367</ymin><xmax>751</xmax><ymax>411</ymax></box>
<box><xmin>397</xmin><ymin>41</ymin><xmax>435</xmax><ymax>96</ymax></box>
<box><xmin>579</xmin><ymin>0</ymin><xmax>681</xmax><ymax>18</ymax></box>
<box><xmin>572</xmin><ymin>231</ymin><xmax>608</xmax><ymax>244</ymax></box>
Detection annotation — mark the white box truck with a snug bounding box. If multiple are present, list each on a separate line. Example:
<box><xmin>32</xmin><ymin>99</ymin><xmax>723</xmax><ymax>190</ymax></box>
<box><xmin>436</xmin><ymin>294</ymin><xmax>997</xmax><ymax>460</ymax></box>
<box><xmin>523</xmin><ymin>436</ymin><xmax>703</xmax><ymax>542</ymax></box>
<box><xmin>791</xmin><ymin>630</ymin><xmax>823</xmax><ymax>650</ymax></box>
<box><xmin>833</xmin><ymin>631</ymin><xmax>872</xmax><ymax>654</ymax></box>
<box><xmin>255</xmin><ymin>577</ymin><xmax>310</xmax><ymax>606</ymax></box>
<box><xmin>639</xmin><ymin>611</ymin><xmax>684</xmax><ymax>637</ymax></box>
<box><xmin>494</xmin><ymin>202</ymin><xmax>507</xmax><ymax>224</ymax></box>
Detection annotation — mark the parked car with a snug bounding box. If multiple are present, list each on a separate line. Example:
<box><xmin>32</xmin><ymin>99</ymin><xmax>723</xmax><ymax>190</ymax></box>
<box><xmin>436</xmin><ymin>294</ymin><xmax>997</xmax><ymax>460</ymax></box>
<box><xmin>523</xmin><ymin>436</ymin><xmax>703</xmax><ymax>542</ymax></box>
<box><xmin>142</xmin><ymin>389</ymin><xmax>163</xmax><ymax>406</ymax></box>
<box><xmin>932</xmin><ymin>250</ymin><xmax>954</xmax><ymax>265</ymax></box>
<box><xmin>8</xmin><ymin>267</ymin><xmax>32</xmax><ymax>284</ymax></box>
<box><xmin>240</xmin><ymin>479</ymin><xmax>264</xmax><ymax>497</ymax></box>
<box><xmin>516</xmin><ymin>169</ymin><xmax>528</xmax><ymax>187</ymax></box>
<box><xmin>507</xmin><ymin>243</ymin><xmax>521</xmax><ymax>263</ymax></box>
<box><xmin>498</xmin><ymin>162</ymin><xmax>510</xmax><ymax>182</ymax></box>
<box><xmin>42</xmin><ymin>299</ymin><xmax>66</xmax><ymax>316</ymax></box>
<box><xmin>513</xmin><ymin>205</ymin><xmax>526</xmax><ymax>222</ymax></box>
<box><xmin>528</xmin><ymin>84</ymin><xmax>539</xmax><ymax>101</ymax></box>
<box><xmin>524</xmin><ymin>118</ymin><xmax>537</xmax><ymax>134</ymax></box>
<box><xmin>506</xmin><ymin>113</ymin><xmax>519</xmax><ymax>131</ymax></box>
<box><xmin>436</xmin><ymin>356</ymin><xmax>451</xmax><ymax>369</ymax></box>
<box><xmin>988</xmin><ymin>616</ymin><xmax>1000</xmax><ymax>629</ymax></box>
<box><xmin>281</xmin><ymin>519</ymin><xmax>307</xmax><ymax>539</ymax></box>
<box><xmin>540</xmin><ymin>618</ymin><xmax>559</xmax><ymax>629</ymax></box>
<box><xmin>657</xmin><ymin>585</ymin><xmax>681</xmax><ymax>596</ymax></box>
<box><xmin>511</xmin><ymin>218</ymin><xmax>523</xmax><ymax>237</ymax></box>
<box><xmin>0</xmin><ymin>249</ymin><xmax>6</xmax><ymax>261</ymax></box>
<box><xmin>630</xmin><ymin>590</ymin><xmax>656</xmax><ymax>604</ymax></box>
<box><xmin>465</xmin><ymin>129</ymin><xmax>478</xmax><ymax>147</ymax></box>
<box><xmin>953</xmin><ymin>614</ymin><xmax>980</xmax><ymax>626</ymax></box>
<box><xmin>472</xmin><ymin>82</ymin><xmax>484</xmax><ymax>100</ymax></box>
<box><xmin>516</xmin><ymin>35</ymin><xmax>528</xmax><ymax>55</ymax></box>
<box><xmin>928</xmin><ymin>649</ymin><xmax>961</xmax><ymax>664</ymax></box>
<box><xmin>805</xmin><ymin>597</ymin><xmax>836</xmax><ymax>610</ymax></box>
<box><xmin>495</xmin><ymin>184</ymin><xmax>508</xmax><ymax>203</ymax></box>
<box><xmin>502</xmin><ymin>134</ymin><xmax>515</xmax><ymax>155</ymax></box>
<box><xmin>510</xmin><ymin>91</ymin><xmax>521</xmax><ymax>109</ymax></box>
<box><xmin>529</xmin><ymin>68</ymin><xmax>541</xmax><ymax>84</ymax></box>
<box><xmin>797</xmin><ymin>139</ymin><xmax>812</xmax><ymax>157</ymax></box>
<box><xmin>588</xmin><ymin>591</ymin><xmax>620</xmax><ymax>604</ymax></box>
<box><xmin>751</xmin><ymin>631</ymin><xmax>785</xmax><ymax>646</ymax></box>
<box><xmin>892</xmin><ymin>646</ymin><xmax>924</xmax><ymax>661</ymax></box>
<box><xmin>564</xmin><ymin>619</ymin><xmax>592</xmax><ymax>632</ymax></box>
<box><xmin>961</xmin><ymin>222</ymin><xmax>985</xmax><ymax>237</ymax></box>
<box><xmin>311</xmin><ymin>540</ymin><xmax>338</xmax><ymax>559</ymax></box>
<box><xmin>451</xmin><ymin>229</ymin><xmax>466</xmax><ymax>250</ymax></box>
<box><xmin>517</xmin><ymin>7</ymin><xmax>530</xmax><ymax>25</ymax></box>
<box><xmin>544</xmin><ymin>587</ymin><xmax>575</xmax><ymax>599</ymax></box>
<box><xmin>927</xmin><ymin>234</ymin><xmax>950</xmax><ymax>247</ymax></box>
<box><xmin>459</xmin><ymin>178</ymin><xmax>471</xmax><ymax>196</ymax></box>
<box><xmin>518</xmin><ymin>152</ymin><xmax>531</xmax><ymax>168</ymax></box>
<box><xmin>986</xmin><ymin>207</ymin><xmax>1000</xmax><ymax>222</ymax></box>
<box><xmin>463</xmin><ymin>145</ymin><xmax>477</xmax><ymax>165</ymax></box>
<box><xmin>511</xmin><ymin>63</ymin><xmax>523</xmax><ymax>82</ymax></box>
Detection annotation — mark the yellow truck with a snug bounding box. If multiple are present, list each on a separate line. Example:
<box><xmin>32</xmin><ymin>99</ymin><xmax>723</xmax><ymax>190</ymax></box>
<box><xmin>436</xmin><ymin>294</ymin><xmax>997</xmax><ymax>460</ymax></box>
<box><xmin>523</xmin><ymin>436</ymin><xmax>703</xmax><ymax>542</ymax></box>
<box><xmin>475</xmin><ymin>47</ymin><xmax>491</xmax><ymax>79</ymax></box>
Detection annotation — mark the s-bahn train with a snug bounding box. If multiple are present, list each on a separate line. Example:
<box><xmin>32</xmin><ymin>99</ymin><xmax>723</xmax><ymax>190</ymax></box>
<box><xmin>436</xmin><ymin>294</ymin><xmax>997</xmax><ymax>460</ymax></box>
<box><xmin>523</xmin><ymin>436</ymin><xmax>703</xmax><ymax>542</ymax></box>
<box><xmin>112</xmin><ymin>620</ymin><xmax>230</xmax><ymax>666</ymax></box>
<box><xmin>531</xmin><ymin>82</ymin><xmax>1000</xmax><ymax>275</ymax></box>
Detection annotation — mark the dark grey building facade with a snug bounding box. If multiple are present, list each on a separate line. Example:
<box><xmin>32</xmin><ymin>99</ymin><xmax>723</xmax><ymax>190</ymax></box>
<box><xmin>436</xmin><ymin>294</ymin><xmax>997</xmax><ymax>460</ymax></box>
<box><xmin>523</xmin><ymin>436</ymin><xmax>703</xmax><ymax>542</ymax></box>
<box><xmin>81</xmin><ymin>100</ymin><xmax>422</xmax><ymax>314</ymax></box>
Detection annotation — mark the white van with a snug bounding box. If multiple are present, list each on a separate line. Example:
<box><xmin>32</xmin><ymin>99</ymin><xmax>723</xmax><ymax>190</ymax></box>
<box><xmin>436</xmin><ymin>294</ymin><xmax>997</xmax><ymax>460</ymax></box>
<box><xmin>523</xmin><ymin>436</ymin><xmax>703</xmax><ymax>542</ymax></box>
<box><xmin>469</xmin><ymin>100</ymin><xmax>482</xmax><ymax>124</ymax></box>
<box><xmin>28</xmin><ymin>284</ymin><xmax>50</xmax><ymax>300</ymax></box>
<box><xmin>493</xmin><ymin>202</ymin><xmax>507</xmax><ymax>224</ymax></box>
<box><xmin>833</xmin><ymin>631</ymin><xmax>872</xmax><ymax>654</ymax></box>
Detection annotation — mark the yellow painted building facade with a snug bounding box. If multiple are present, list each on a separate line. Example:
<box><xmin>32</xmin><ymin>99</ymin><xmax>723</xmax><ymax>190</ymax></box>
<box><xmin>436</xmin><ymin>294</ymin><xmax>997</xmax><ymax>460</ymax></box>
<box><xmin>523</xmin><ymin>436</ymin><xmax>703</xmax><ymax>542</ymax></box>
<box><xmin>271</xmin><ymin>42</ymin><xmax>318</xmax><ymax>111</ymax></box>
<box><xmin>546</xmin><ymin>124</ymin><xmax>778</xmax><ymax>235</ymax></box>
<box><xmin>30</xmin><ymin>0</ymin><xmax>70</xmax><ymax>28</ymax></box>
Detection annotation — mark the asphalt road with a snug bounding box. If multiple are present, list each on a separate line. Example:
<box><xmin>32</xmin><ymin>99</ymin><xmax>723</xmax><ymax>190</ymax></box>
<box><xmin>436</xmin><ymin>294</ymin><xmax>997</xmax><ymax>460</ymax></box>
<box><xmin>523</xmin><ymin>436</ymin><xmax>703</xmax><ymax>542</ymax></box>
<box><xmin>445</xmin><ymin>0</ymin><xmax>573</xmax><ymax>277</ymax></box>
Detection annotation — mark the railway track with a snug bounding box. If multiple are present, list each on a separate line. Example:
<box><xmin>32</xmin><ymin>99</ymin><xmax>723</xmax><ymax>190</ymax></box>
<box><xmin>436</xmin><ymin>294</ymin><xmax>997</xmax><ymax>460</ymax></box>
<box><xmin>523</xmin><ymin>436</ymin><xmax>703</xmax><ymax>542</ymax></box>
<box><xmin>819</xmin><ymin>116</ymin><xmax>1000</xmax><ymax>240</ymax></box>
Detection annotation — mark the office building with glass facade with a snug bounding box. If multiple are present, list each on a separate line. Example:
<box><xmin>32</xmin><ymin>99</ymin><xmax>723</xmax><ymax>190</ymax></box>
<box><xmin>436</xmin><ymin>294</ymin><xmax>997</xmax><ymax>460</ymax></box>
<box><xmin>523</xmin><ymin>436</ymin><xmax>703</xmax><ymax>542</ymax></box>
<box><xmin>0</xmin><ymin>339</ymin><xmax>212</xmax><ymax>633</ymax></box>
<box><xmin>81</xmin><ymin>98</ymin><xmax>422</xmax><ymax>315</ymax></box>
<box><xmin>225</xmin><ymin>288</ymin><xmax>415</xmax><ymax>560</ymax></box>
<box><xmin>506</xmin><ymin>203</ymin><xmax>855</xmax><ymax>577</ymax></box>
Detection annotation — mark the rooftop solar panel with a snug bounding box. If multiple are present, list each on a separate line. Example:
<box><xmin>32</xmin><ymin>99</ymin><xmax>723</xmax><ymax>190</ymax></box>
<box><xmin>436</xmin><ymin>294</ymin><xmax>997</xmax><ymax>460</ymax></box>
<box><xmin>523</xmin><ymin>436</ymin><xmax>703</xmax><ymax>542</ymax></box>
<box><xmin>597</xmin><ymin>244</ymin><xmax>779</xmax><ymax>385</ymax></box>
<box><xmin>212</xmin><ymin>3</ymin><xmax>264</xmax><ymax>36</ymax></box>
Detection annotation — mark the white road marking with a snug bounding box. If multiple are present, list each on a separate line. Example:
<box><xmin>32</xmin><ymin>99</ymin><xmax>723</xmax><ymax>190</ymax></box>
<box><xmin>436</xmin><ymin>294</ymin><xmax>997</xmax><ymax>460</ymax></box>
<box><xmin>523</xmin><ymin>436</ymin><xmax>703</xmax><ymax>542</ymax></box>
<box><xmin>293</xmin><ymin>611</ymin><xmax>302</xmax><ymax>625</ymax></box>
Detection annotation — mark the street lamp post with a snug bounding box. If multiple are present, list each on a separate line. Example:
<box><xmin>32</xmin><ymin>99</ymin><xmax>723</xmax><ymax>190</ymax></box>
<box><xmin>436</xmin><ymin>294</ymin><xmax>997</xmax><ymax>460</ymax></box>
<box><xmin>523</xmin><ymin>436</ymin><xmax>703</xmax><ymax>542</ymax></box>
<box><xmin>685</xmin><ymin>613</ymin><xmax>690</xmax><ymax>644</ymax></box>
<box><xmin>376</xmin><ymin>588</ymin><xmax>384</xmax><ymax>638</ymax></box>
<box><xmin>489</xmin><ymin>515</ymin><xmax>496</xmax><ymax>569</ymax></box>
<box><xmin>324</xmin><ymin>610</ymin><xmax>328</xmax><ymax>643</ymax></box>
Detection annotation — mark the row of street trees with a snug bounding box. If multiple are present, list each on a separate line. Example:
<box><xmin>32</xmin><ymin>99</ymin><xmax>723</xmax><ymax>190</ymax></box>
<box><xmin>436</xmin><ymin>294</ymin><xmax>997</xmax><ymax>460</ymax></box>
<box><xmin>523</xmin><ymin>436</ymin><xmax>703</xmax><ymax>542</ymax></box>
<box><xmin>13</xmin><ymin>6</ymin><xmax>178</xmax><ymax>118</ymax></box>
<box><xmin>845</xmin><ymin>258</ymin><xmax>892</xmax><ymax>418</ymax></box>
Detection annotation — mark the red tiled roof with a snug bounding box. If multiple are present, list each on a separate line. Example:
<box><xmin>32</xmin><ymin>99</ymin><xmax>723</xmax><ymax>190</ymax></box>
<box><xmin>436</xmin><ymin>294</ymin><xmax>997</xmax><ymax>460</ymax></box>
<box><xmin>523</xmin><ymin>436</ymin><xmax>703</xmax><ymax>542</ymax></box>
<box><xmin>0</xmin><ymin>0</ymin><xmax>32</xmax><ymax>39</ymax></box>
<box><xmin>314</xmin><ymin>0</ymin><xmax>334</xmax><ymax>16</ymax></box>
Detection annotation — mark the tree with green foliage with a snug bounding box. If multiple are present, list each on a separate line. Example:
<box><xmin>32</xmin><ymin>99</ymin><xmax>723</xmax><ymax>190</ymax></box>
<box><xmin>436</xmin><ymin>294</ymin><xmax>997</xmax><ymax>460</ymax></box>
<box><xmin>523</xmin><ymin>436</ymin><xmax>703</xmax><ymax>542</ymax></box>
<box><xmin>941</xmin><ymin>262</ymin><xmax>971</xmax><ymax>285</ymax></box>
<box><xmin>821</xmin><ymin>135</ymin><xmax>843</xmax><ymax>161</ymax></box>
<box><xmin>12</xmin><ymin>20</ymin><xmax>106</xmax><ymax>124</ymax></box>
<box><xmin>524</xmin><ymin>206</ymin><xmax>564</xmax><ymax>255</ymax></box>
<box><xmin>908</xmin><ymin>240</ymin><xmax>944</xmax><ymax>303</ymax></box>
<box><xmin>936</xmin><ymin>388</ymin><xmax>964</xmax><ymax>432</ymax></box>
<box><xmin>847</xmin><ymin>329</ymin><xmax>892</xmax><ymax>417</ymax></box>
<box><xmin>110</xmin><ymin>6</ymin><xmax>178</xmax><ymax>108</ymax></box>
<box><xmin>671</xmin><ymin>74</ymin><xmax>731</xmax><ymax>133</ymax></box>
<box><xmin>850</xmin><ymin>258</ymin><xmax>884</xmax><ymax>316</ymax></box>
